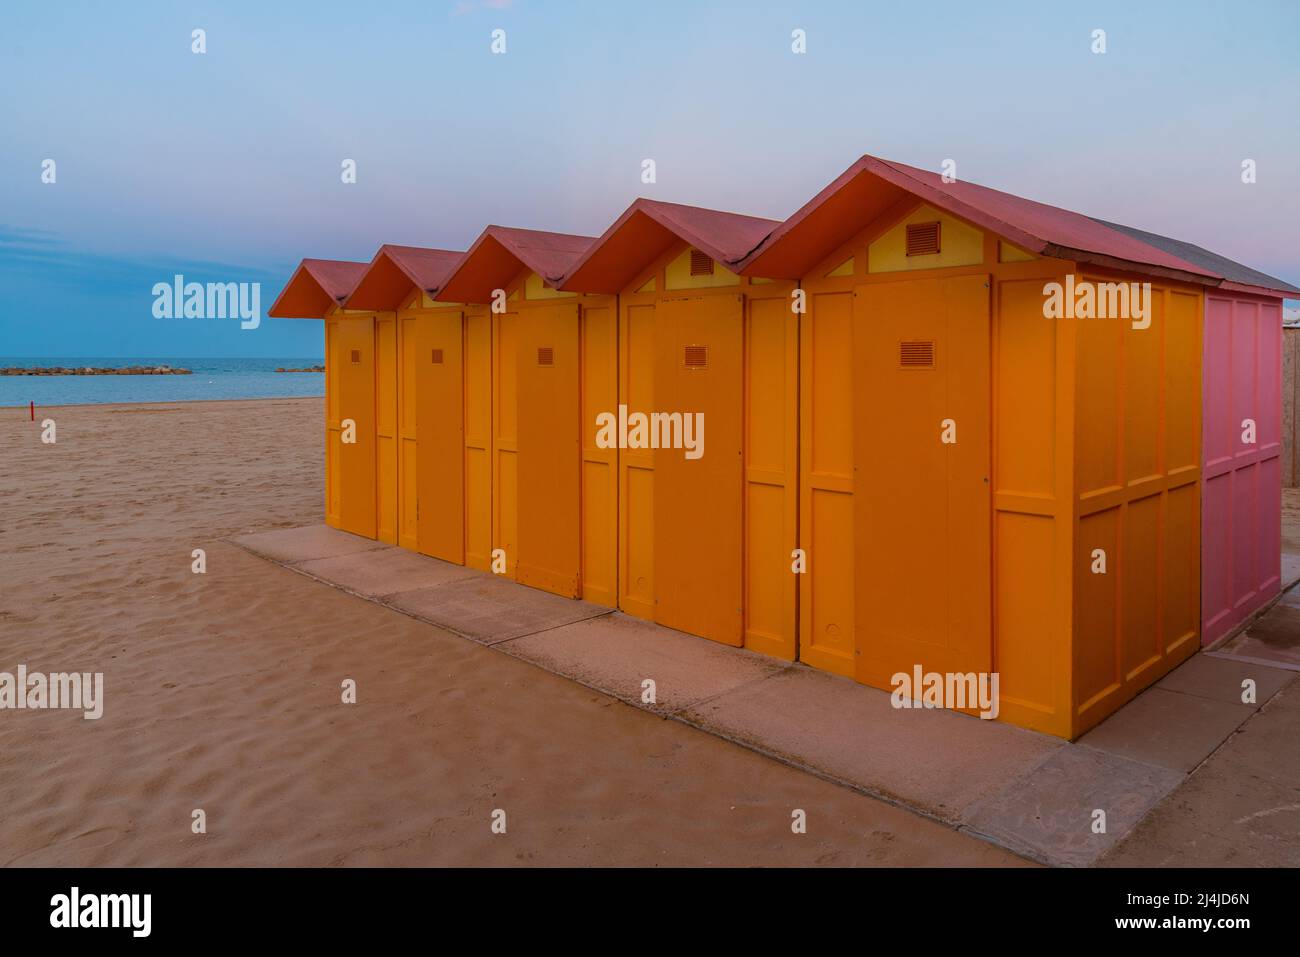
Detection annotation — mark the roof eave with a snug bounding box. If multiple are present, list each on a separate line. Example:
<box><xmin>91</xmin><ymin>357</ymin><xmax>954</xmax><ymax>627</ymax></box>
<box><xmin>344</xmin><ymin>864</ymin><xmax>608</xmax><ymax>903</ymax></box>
<box><xmin>736</xmin><ymin>156</ymin><xmax>1054</xmax><ymax>277</ymax></box>
<box><xmin>266</xmin><ymin>263</ymin><xmax>310</xmax><ymax>319</ymax></box>
<box><xmin>267</xmin><ymin>262</ymin><xmax>338</xmax><ymax>319</ymax></box>
<box><xmin>1048</xmin><ymin>245</ymin><xmax>1226</xmax><ymax>288</ymax></box>
<box><xmin>434</xmin><ymin>229</ymin><xmax>524</xmax><ymax>304</ymax></box>
<box><xmin>559</xmin><ymin>200</ymin><xmax>769</xmax><ymax>292</ymax></box>
<box><xmin>341</xmin><ymin>248</ymin><xmax>427</xmax><ymax>311</ymax></box>
<box><xmin>1215</xmin><ymin>279</ymin><xmax>1300</xmax><ymax>299</ymax></box>
<box><xmin>557</xmin><ymin>203</ymin><xmax>650</xmax><ymax>293</ymax></box>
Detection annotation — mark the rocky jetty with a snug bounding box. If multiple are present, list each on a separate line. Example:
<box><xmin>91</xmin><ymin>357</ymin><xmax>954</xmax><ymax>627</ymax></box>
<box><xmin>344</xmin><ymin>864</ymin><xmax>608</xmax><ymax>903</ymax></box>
<box><xmin>0</xmin><ymin>365</ymin><xmax>192</xmax><ymax>376</ymax></box>
<box><xmin>275</xmin><ymin>366</ymin><xmax>325</xmax><ymax>373</ymax></box>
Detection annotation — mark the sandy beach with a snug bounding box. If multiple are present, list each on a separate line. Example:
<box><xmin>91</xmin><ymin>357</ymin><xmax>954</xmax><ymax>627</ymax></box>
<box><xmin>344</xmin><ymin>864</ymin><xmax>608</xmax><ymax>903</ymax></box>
<box><xmin>0</xmin><ymin>398</ymin><xmax>1022</xmax><ymax>866</ymax></box>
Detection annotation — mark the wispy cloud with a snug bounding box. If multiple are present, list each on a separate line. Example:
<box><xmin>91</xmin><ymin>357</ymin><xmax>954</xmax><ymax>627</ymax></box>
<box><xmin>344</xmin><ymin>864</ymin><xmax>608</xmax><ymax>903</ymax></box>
<box><xmin>452</xmin><ymin>0</ymin><xmax>513</xmax><ymax>15</ymax></box>
<box><xmin>0</xmin><ymin>225</ymin><xmax>62</xmax><ymax>248</ymax></box>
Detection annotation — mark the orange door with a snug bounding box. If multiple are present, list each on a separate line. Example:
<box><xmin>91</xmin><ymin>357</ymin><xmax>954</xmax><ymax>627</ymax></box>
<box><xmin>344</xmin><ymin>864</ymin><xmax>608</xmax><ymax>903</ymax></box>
<box><xmin>325</xmin><ymin>319</ymin><xmax>341</xmax><ymax>527</ymax></box>
<box><xmin>416</xmin><ymin>311</ymin><xmax>466</xmax><ymax>563</ymax></box>
<box><xmin>492</xmin><ymin>311</ymin><xmax>519</xmax><ymax>578</ymax></box>
<box><xmin>516</xmin><ymin>302</ymin><xmax>582</xmax><ymax>597</ymax></box>
<box><xmin>464</xmin><ymin>308</ymin><xmax>493</xmax><ymax>571</ymax></box>
<box><xmin>853</xmin><ymin>275</ymin><xmax>991</xmax><ymax>689</ymax></box>
<box><xmin>653</xmin><ymin>295</ymin><xmax>744</xmax><ymax>644</ymax></box>
<box><xmin>398</xmin><ymin>316</ymin><xmax>421</xmax><ymax>550</ymax></box>
<box><xmin>334</xmin><ymin>317</ymin><xmax>378</xmax><ymax>539</ymax></box>
<box><xmin>618</xmin><ymin>301</ymin><xmax>657</xmax><ymax>620</ymax></box>
<box><xmin>580</xmin><ymin>300</ymin><xmax>618</xmax><ymax>608</ymax></box>
<box><xmin>376</xmin><ymin>316</ymin><xmax>398</xmax><ymax>545</ymax></box>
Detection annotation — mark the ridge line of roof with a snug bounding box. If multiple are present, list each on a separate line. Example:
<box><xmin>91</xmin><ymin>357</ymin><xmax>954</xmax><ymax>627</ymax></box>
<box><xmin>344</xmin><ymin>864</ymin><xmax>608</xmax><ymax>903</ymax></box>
<box><xmin>277</xmin><ymin>155</ymin><xmax>1299</xmax><ymax>309</ymax></box>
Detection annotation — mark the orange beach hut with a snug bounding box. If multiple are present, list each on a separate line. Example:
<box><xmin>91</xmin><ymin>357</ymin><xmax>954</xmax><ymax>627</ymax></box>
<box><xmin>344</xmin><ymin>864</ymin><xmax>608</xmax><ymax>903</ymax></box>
<box><xmin>271</xmin><ymin>154</ymin><xmax>1297</xmax><ymax>740</ymax></box>
<box><xmin>267</xmin><ymin>258</ymin><xmax>376</xmax><ymax>540</ymax></box>
<box><xmin>734</xmin><ymin>154</ymin><xmax>1297</xmax><ymax>737</ymax></box>
<box><xmin>434</xmin><ymin>226</ymin><xmax>614</xmax><ymax>602</ymax></box>
<box><xmin>560</xmin><ymin>199</ymin><xmax>797</xmax><ymax>656</ymax></box>
<box><xmin>342</xmin><ymin>245</ymin><xmax>466</xmax><ymax>558</ymax></box>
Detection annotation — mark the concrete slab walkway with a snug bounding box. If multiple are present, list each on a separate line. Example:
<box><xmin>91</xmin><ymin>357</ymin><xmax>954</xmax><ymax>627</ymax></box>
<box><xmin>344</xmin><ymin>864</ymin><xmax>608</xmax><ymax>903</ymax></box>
<box><xmin>1101</xmin><ymin>679</ymin><xmax>1300</xmax><ymax>866</ymax></box>
<box><xmin>232</xmin><ymin>524</ymin><xmax>1299</xmax><ymax>866</ymax></box>
<box><xmin>1213</xmin><ymin>589</ymin><xmax>1300</xmax><ymax>671</ymax></box>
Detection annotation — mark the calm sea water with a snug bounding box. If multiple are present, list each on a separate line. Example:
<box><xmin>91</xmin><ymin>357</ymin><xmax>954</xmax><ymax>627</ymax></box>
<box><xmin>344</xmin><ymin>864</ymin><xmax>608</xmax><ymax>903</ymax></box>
<box><xmin>0</xmin><ymin>357</ymin><xmax>325</xmax><ymax>407</ymax></box>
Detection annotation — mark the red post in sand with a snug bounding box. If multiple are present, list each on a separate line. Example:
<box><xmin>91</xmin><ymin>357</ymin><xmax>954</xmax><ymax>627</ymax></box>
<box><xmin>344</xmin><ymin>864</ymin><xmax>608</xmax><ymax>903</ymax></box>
<box><xmin>30</xmin><ymin>400</ymin><xmax>35</xmax><ymax>422</ymax></box>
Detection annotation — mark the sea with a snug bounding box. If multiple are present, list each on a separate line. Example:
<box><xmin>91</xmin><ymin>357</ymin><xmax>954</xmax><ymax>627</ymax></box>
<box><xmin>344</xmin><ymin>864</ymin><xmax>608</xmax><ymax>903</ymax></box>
<box><xmin>0</xmin><ymin>358</ymin><xmax>325</xmax><ymax>408</ymax></box>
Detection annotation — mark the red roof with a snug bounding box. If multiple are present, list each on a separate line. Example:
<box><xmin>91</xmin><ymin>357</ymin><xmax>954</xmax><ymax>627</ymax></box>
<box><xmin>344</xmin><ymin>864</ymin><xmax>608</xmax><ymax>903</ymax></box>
<box><xmin>267</xmin><ymin>259</ymin><xmax>367</xmax><ymax>319</ymax></box>
<box><xmin>275</xmin><ymin>155</ymin><xmax>1296</xmax><ymax>315</ymax></box>
<box><xmin>559</xmin><ymin>198</ymin><xmax>780</xmax><ymax>294</ymax></box>
<box><xmin>436</xmin><ymin>226</ymin><xmax>594</xmax><ymax>303</ymax></box>
<box><xmin>344</xmin><ymin>244</ymin><xmax>463</xmax><ymax>311</ymax></box>
<box><xmin>739</xmin><ymin>154</ymin><xmax>1298</xmax><ymax>297</ymax></box>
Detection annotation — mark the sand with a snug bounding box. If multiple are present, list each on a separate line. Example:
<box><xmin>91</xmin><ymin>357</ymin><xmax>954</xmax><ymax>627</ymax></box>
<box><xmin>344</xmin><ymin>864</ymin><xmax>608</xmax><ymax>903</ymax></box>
<box><xmin>0</xmin><ymin>398</ymin><xmax>1023</xmax><ymax>866</ymax></box>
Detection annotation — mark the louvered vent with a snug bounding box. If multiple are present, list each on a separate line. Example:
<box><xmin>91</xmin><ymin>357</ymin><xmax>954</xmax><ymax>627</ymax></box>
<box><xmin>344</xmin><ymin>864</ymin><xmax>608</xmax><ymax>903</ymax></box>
<box><xmin>430</xmin><ymin>348</ymin><xmax>444</xmax><ymax>365</ymax></box>
<box><xmin>689</xmin><ymin>249</ymin><xmax>714</xmax><ymax>276</ymax></box>
<box><xmin>350</xmin><ymin>349</ymin><xmax>361</xmax><ymax>364</ymax></box>
<box><xmin>899</xmin><ymin>340</ymin><xmax>936</xmax><ymax>369</ymax></box>
<box><xmin>905</xmin><ymin>221</ymin><xmax>941</xmax><ymax>257</ymax></box>
<box><xmin>684</xmin><ymin>344</ymin><xmax>708</xmax><ymax>369</ymax></box>
<box><xmin>537</xmin><ymin>346</ymin><xmax>554</xmax><ymax>367</ymax></box>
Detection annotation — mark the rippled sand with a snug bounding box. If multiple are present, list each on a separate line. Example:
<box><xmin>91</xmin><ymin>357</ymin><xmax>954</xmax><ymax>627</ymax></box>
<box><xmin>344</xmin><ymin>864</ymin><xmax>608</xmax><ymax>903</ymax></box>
<box><xmin>0</xmin><ymin>398</ymin><xmax>1023</xmax><ymax>866</ymax></box>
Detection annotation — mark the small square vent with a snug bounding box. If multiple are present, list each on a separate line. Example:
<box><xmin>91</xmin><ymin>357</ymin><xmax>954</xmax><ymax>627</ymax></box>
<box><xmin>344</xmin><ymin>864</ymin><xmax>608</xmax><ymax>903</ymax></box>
<box><xmin>905</xmin><ymin>221</ymin><xmax>942</xmax><ymax>257</ymax></box>
<box><xmin>899</xmin><ymin>340</ymin><xmax>936</xmax><ymax>369</ymax></box>
<box><xmin>430</xmin><ymin>348</ymin><xmax>443</xmax><ymax>365</ymax></box>
<box><xmin>689</xmin><ymin>249</ymin><xmax>714</xmax><ymax>276</ymax></box>
<box><xmin>350</xmin><ymin>349</ymin><xmax>361</xmax><ymax>364</ymax></box>
<box><xmin>537</xmin><ymin>346</ymin><xmax>554</xmax><ymax>367</ymax></box>
<box><xmin>684</xmin><ymin>344</ymin><xmax>708</xmax><ymax>369</ymax></box>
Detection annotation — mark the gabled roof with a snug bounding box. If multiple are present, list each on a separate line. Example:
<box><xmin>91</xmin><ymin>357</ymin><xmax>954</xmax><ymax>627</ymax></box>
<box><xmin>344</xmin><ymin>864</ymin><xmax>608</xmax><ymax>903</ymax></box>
<box><xmin>1093</xmin><ymin>220</ymin><xmax>1300</xmax><ymax>297</ymax></box>
<box><xmin>344</xmin><ymin>244</ymin><xmax>463</xmax><ymax>310</ymax></box>
<box><xmin>738</xmin><ymin>154</ymin><xmax>1298</xmax><ymax>297</ymax></box>
<box><xmin>267</xmin><ymin>259</ymin><xmax>367</xmax><ymax>319</ymax></box>
<box><xmin>436</xmin><ymin>226</ymin><xmax>594</xmax><ymax>303</ymax></box>
<box><xmin>559</xmin><ymin>198</ymin><xmax>780</xmax><ymax>294</ymax></box>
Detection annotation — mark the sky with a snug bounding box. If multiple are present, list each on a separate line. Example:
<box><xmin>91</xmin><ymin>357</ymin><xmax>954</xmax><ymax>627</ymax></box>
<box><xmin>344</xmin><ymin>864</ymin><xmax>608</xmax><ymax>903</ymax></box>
<box><xmin>1</xmin><ymin>0</ymin><xmax>1297</xmax><ymax>357</ymax></box>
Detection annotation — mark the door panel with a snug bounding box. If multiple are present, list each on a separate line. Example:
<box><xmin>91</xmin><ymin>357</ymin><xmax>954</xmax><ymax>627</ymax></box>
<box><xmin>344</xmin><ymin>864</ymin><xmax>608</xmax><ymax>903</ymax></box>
<box><xmin>853</xmin><ymin>275</ymin><xmax>991</xmax><ymax>690</ymax></box>
<box><xmin>799</xmin><ymin>290</ymin><xmax>856</xmax><ymax>676</ymax></box>
<box><xmin>581</xmin><ymin>302</ymin><xmax>618</xmax><ymax>607</ymax></box>
<box><xmin>417</xmin><ymin>311</ymin><xmax>465</xmax><ymax>563</ymax></box>
<box><xmin>516</xmin><ymin>302</ymin><xmax>582</xmax><ymax>597</ymax></box>
<box><xmin>376</xmin><ymin>316</ymin><xmax>398</xmax><ymax>545</ymax></box>
<box><xmin>325</xmin><ymin>319</ymin><xmax>341</xmax><ymax>527</ymax></box>
<box><xmin>743</xmin><ymin>294</ymin><xmax>798</xmax><ymax>659</ymax></box>
<box><xmin>653</xmin><ymin>295</ymin><xmax>744</xmax><ymax>645</ymax></box>
<box><xmin>493</xmin><ymin>312</ymin><xmax>518</xmax><ymax>578</ymax></box>
<box><xmin>618</xmin><ymin>303</ymin><xmax>657</xmax><ymax>619</ymax></box>
<box><xmin>464</xmin><ymin>309</ymin><xmax>493</xmax><ymax>571</ymax></box>
<box><xmin>398</xmin><ymin>316</ymin><xmax>421</xmax><ymax>550</ymax></box>
<box><xmin>335</xmin><ymin>317</ymin><xmax>378</xmax><ymax>539</ymax></box>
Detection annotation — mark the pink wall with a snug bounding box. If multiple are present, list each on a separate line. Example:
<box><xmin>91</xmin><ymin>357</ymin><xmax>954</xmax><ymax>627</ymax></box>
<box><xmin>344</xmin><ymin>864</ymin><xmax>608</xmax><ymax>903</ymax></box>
<box><xmin>1202</xmin><ymin>293</ymin><xmax>1283</xmax><ymax>645</ymax></box>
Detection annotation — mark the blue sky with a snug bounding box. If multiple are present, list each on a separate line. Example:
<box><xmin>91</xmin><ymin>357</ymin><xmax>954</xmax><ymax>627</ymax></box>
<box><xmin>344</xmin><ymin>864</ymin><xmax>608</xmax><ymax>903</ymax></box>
<box><xmin>2</xmin><ymin>0</ymin><xmax>1296</xmax><ymax>357</ymax></box>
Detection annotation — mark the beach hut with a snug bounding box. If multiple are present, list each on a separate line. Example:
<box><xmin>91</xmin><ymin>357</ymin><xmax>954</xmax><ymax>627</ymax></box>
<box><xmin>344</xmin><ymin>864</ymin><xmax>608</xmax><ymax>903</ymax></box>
<box><xmin>267</xmin><ymin>259</ymin><xmax>377</xmax><ymax>540</ymax></box>
<box><xmin>342</xmin><ymin>245</ymin><xmax>471</xmax><ymax>562</ymax></box>
<box><xmin>736</xmin><ymin>153</ymin><xmax>1297</xmax><ymax>738</ymax></box>
<box><xmin>560</xmin><ymin>200</ymin><xmax>798</xmax><ymax>657</ymax></box>
<box><xmin>435</xmin><ymin>226</ymin><xmax>616</xmax><ymax>603</ymax></box>
<box><xmin>273</xmin><ymin>156</ymin><xmax>1295</xmax><ymax>741</ymax></box>
<box><xmin>1090</xmin><ymin>225</ymin><xmax>1293</xmax><ymax>645</ymax></box>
